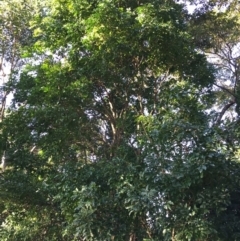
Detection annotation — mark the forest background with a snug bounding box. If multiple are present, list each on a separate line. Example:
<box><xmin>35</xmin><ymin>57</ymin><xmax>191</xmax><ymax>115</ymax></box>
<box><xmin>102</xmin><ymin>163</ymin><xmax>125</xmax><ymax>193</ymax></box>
<box><xmin>1</xmin><ymin>0</ymin><xmax>240</xmax><ymax>240</ymax></box>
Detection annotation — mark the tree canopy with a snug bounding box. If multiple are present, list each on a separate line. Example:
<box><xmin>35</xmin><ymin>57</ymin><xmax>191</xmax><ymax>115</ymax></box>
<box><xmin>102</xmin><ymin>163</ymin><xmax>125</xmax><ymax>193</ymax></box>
<box><xmin>1</xmin><ymin>0</ymin><xmax>240</xmax><ymax>240</ymax></box>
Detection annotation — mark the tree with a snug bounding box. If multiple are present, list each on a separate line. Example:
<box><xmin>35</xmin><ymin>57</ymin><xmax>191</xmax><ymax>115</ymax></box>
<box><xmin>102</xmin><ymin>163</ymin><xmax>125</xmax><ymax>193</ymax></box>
<box><xmin>1</xmin><ymin>0</ymin><xmax>240</xmax><ymax>240</ymax></box>
<box><xmin>189</xmin><ymin>0</ymin><xmax>240</xmax><ymax>121</ymax></box>
<box><xmin>0</xmin><ymin>1</ymin><xmax>67</xmax><ymax>241</ymax></box>
<box><xmin>187</xmin><ymin>1</ymin><xmax>240</xmax><ymax>239</ymax></box>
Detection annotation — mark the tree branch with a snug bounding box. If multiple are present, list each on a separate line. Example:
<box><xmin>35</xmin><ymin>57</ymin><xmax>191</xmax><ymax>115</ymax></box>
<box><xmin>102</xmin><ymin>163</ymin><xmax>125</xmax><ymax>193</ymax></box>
<box><xmin>215</xmin><ymin>100</ymin><xmax>236</xmax><ymax>125</ymax></box>
<box><xmin>213</xmin><ymin>83</ymin><xmax>236</xmax><ymax>98</ymax></box>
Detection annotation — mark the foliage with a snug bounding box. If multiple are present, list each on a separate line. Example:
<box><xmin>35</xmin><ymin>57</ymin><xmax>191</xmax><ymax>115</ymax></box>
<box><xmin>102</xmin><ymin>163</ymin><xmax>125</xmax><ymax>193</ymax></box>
<box><xmin>1</xmin><ymin>0</ymin><xmax>240</xmax><ymax>240</ymax></box>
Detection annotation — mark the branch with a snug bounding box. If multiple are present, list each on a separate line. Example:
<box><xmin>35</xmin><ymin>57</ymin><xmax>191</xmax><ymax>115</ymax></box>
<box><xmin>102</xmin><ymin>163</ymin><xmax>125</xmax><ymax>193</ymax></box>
<box><xmin>213</xmin><ymin>83</ymin><xmax>236</xmax><ymax>98</ymax></box>
<box><xmin>215</xmin><ymin>100</ymin><xmax>236</xmax><ymax>125</ymax></box>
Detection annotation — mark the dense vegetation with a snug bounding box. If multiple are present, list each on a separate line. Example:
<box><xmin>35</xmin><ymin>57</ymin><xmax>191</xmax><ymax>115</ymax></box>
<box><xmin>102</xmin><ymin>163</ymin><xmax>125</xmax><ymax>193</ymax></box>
<box><xmin>1</xmin><ymin>0</ymin><xmax>240</xmax><ymax>240</ymax></box>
